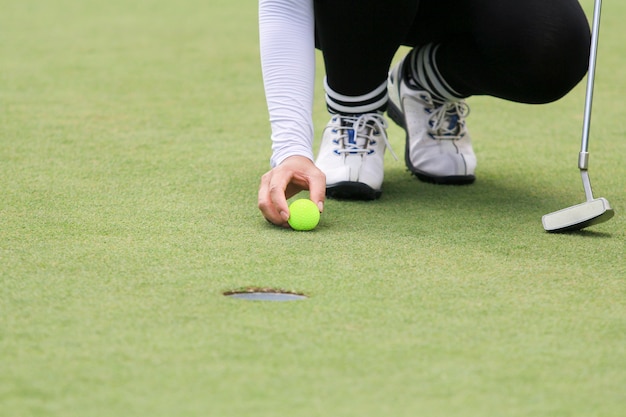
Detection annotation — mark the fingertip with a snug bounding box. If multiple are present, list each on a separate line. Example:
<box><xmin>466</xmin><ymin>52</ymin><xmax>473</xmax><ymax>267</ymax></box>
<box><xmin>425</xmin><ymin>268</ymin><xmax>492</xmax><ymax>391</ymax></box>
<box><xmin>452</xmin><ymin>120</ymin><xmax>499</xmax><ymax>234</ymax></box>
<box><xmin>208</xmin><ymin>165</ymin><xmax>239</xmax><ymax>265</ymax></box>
<box><xmin>307</xmin><ymin>184</ymin><xmax>326</xmax><ymax>214</ymax></box>
<box><xmin>309</xmin><ymin>187</ymin><xmax>325</xmax><ymax>213</ymax></box>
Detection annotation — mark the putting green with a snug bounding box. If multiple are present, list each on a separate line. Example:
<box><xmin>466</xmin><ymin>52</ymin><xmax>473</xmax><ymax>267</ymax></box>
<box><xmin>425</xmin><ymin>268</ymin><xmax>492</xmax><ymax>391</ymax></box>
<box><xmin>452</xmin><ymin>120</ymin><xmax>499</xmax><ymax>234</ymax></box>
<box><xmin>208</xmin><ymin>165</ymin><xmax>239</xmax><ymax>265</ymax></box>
<box><xmin>1</xmin><ymin>1</ymin><xmax>625</xmax><ymax>416</ymax></box>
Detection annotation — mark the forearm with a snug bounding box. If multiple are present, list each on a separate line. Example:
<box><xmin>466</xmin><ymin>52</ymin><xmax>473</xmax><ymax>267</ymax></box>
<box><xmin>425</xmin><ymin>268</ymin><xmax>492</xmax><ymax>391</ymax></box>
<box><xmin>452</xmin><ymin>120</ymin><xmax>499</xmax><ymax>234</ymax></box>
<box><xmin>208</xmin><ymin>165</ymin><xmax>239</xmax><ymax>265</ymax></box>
<box><xmin>259</xmin><ymin>0</ymin><xmax>315</xmax><ymax>167</ymax></box>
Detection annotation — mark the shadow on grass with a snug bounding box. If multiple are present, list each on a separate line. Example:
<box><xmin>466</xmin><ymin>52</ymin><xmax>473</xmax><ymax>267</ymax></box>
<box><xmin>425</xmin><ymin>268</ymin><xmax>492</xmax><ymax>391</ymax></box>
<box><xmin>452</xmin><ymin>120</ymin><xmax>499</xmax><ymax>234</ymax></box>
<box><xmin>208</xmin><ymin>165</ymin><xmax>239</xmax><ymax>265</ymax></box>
<box><xmin>382</xmin><ymin>171</ymin><xmax>552</xmax><ymax>213</ymax></box>
<box><xmin>254</xmin><ymin>168</ymin><xmax>617</xmax><ymax>237</ymax></box>
<box><xmin>318</xmin><ymin>168</ymin><xmax>618</xmax><ymax>237</ymax></box>
<box><xmin>546</xmin><ymin>229</ymin><xmax>613</xmax><ymax>238</ymax></box>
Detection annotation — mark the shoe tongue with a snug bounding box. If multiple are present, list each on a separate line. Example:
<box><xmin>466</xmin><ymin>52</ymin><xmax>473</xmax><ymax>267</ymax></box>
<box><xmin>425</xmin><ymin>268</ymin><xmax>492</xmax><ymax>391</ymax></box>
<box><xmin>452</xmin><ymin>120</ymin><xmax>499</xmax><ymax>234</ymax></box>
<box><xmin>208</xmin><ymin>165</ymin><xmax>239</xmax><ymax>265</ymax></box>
<box><xmin>340</xmin><ymin>115</ymin><xmax>376</xmax><ymax>147</ymax></box>
<box><xmin>347</xmin><ymin>128</ymin><xmax>357</xmax><ymax>145</ymax></box>
<box><xmin>447</xmin><ymin>114</ymin><xmax>459</xmax><ymax>130</ymax></box>
<box><xmin>344</xmin><ymin>125</ymin><xmax>370</xmax><ymax>148</ymax></box>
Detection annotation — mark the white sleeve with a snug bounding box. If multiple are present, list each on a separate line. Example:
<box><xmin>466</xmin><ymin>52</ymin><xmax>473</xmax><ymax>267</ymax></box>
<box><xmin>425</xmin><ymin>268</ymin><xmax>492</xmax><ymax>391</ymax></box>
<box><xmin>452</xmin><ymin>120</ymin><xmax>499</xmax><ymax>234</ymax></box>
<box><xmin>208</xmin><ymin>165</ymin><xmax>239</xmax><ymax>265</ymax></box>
<box><xmin>259</xmin><ymin>0</ymin><xmax>316</xmax><ymax>167</ymax></box>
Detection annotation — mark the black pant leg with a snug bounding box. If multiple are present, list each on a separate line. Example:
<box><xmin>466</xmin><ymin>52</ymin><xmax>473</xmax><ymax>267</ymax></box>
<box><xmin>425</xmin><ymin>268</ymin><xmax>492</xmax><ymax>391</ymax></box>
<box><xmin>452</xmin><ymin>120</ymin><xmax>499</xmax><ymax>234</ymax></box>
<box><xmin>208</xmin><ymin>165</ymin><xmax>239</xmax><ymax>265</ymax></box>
<box><xmin>314</xmin><ymin>0</ymin><xmax>420</xmax><ymax>96</ymax></box>
<box><xmin>404</xmin><ymin>0</ymin><xmax>591</xmax><ymax>103</ymax></box>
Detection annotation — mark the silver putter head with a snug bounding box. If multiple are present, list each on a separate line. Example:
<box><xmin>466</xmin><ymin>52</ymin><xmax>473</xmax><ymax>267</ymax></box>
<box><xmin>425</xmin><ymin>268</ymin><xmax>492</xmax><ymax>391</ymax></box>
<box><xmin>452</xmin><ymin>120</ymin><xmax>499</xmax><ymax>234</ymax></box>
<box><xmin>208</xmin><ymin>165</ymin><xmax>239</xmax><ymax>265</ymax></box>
<box><xmin>542</xmin><ymin>197</ymin><xmax>614</xmax><ymax>232</ymax></box>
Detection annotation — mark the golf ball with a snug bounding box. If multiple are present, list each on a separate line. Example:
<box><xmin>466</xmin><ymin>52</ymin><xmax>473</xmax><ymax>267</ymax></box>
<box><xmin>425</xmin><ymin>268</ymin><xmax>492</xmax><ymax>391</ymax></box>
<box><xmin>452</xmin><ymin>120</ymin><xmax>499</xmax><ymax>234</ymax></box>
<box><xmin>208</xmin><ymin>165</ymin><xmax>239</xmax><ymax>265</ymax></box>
<box><xmin>288</xmin><ymin>199</ymin><xmax>320</xmax><ymax>231</ymax></box>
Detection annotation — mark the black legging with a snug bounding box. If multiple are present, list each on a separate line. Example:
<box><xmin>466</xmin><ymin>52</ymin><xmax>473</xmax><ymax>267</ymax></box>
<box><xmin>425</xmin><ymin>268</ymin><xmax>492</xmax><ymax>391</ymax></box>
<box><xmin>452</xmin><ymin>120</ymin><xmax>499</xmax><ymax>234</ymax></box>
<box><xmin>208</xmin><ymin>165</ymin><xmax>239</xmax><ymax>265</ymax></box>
<box><xmin>314</xmin><ymin>0</ymin><xmax>591</xmax><ymax>104</ymax></box>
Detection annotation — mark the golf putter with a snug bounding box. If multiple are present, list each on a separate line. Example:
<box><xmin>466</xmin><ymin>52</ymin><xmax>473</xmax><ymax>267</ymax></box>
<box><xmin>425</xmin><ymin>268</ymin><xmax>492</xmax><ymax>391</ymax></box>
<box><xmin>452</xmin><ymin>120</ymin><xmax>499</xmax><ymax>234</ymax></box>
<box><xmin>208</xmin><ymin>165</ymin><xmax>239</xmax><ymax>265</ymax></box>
<box><xmin>542</xmin><ymin>0</ymin><xmax>614</xmax><ymax>232</ymax></box>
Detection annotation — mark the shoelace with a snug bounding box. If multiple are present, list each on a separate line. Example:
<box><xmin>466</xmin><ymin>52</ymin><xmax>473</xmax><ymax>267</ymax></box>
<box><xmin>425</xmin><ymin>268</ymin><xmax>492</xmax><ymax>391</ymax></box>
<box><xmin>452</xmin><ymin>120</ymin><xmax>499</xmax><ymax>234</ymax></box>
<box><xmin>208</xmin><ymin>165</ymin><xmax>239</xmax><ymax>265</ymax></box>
<box><xmin>427</xmin><ymin>100</ymin><xmax>470</xmax><ymax>141</ymax></box>
<box><xmin>335</xmin><ymin>113</ymin><xmax>398</xmax><ymax>160</ymax></box>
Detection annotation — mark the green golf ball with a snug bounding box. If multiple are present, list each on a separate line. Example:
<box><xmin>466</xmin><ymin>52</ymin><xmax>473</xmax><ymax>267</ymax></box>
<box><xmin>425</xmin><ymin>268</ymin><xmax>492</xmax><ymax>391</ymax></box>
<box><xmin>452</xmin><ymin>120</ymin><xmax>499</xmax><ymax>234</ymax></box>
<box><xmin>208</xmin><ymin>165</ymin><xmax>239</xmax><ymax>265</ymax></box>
<box><xmin>288</xmin><ymin>199</ymin><xmax>320</xmax><ymax>231</ymax></box>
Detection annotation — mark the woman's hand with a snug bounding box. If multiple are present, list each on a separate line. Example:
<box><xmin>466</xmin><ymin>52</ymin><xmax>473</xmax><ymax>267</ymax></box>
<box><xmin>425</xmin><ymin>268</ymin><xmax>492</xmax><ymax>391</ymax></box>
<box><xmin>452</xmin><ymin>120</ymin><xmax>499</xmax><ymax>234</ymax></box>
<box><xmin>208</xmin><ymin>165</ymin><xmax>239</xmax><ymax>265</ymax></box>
<box><xmin>258</xmin><ymin>156</ymin><xmax>326</xmax><ymax>227</ymax></box>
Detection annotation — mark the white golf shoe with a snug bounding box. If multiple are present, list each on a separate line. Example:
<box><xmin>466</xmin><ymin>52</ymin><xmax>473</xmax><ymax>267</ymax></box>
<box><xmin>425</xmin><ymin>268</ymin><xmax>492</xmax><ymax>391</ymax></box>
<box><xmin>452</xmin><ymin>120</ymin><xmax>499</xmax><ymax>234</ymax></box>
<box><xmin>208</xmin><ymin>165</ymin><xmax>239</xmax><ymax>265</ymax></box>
<box><xmin>387</xmin><ymin>59</ymin><xmax>476</xmax><ymax>184</ymax></box>
<box><xmin>315</xmin><ymin>113</ymin><xmax>396</xmax><ymax>200</ymax></box>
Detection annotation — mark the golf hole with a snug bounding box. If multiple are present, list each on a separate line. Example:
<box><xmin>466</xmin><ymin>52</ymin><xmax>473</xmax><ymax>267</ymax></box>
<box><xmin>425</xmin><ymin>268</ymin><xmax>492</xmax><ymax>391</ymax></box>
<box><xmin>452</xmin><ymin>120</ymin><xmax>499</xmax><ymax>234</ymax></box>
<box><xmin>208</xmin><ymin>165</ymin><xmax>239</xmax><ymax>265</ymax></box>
<box><xmin>224</xmin><ymin>287</ymin><xmax>308</xmax><ymax>302</ymax></box>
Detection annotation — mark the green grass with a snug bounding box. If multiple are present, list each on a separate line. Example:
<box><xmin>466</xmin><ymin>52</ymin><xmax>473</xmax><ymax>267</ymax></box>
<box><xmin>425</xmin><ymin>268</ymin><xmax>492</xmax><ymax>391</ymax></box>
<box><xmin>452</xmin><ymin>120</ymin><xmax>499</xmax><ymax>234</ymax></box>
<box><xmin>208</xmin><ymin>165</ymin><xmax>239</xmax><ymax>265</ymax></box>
<box><xmin>1</xmin><ymin>0</ymin><xmax>625</xmax><ymax>416</ymax></box>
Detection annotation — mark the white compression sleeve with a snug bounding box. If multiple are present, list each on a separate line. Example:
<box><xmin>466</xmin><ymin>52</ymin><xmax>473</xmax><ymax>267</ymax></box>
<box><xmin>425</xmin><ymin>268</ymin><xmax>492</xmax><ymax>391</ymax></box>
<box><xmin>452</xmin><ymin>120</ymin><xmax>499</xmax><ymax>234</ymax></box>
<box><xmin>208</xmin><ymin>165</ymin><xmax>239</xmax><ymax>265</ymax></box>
<box><xmin>259</xmin><ymin>0</ymin><xmax>316</xmax><ymax>167</ymax></box>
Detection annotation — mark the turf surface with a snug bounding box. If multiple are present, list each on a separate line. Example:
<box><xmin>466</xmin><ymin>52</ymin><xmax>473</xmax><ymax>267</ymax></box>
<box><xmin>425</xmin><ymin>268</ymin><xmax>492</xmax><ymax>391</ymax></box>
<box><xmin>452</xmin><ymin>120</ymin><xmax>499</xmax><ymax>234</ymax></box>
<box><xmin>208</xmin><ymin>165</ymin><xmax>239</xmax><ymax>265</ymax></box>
<box><xmin>1</xmin><ymin>0</ymin><xmax>625</xmax><ymax>416</ymax></box>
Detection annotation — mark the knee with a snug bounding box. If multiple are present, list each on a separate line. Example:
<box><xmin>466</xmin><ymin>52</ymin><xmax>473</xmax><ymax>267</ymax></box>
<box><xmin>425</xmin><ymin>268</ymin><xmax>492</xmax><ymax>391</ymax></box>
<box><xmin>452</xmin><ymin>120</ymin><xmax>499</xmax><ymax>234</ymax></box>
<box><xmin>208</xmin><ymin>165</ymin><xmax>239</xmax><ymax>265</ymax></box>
<box><xmin>519</xmin><ymin>21</ymin><xmax>591</xmax><ymax>103</ymax></box>
<box><xmin>482</xmin><ymin>4</ymin><xmax>591</xmax><ymax>103</ymax></box>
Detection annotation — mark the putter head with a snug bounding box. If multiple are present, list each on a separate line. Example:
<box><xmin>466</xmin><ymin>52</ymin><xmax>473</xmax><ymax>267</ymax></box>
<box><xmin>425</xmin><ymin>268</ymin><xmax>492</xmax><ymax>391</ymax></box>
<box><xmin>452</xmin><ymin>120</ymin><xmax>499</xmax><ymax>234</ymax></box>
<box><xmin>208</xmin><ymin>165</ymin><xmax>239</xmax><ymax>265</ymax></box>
<box><xmin>542</xmin><ymin>197</ymin><xmax>614</xmax><ymax>233</ymax></box>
